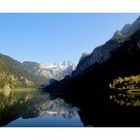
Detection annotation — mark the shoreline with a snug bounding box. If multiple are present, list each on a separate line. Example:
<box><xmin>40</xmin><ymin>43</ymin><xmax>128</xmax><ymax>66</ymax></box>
<box><xmin>0</xmin><ymin>88</ymin><xmax>39</xmax><ymax>93</ymax></box>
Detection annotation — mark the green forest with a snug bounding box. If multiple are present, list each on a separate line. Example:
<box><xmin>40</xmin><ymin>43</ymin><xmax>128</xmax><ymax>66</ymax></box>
<box><xmin>0</xmin><ymin>53</ymin><xmax>40</xmax><ymax>90</ymax></box>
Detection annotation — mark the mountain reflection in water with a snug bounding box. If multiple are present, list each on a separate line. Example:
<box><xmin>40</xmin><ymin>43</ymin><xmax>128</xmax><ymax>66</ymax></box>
<box><xmin>0</xmin><ymin>91</ymin><xmax>83</xmax><ymax>127</ymax></box>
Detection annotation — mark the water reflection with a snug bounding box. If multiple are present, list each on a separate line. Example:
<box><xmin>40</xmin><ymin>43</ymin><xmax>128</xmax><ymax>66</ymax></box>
<box><xmin>0</xmin><ymin>91</ymin><xmax>83</xmax><ymax>127</ymax></box>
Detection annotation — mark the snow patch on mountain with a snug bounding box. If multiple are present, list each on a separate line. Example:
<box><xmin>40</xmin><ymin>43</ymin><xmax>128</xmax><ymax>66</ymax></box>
<box><xmin>46</xmin><ymin>61</ymin><xmax>76</xmax><ymax>80</ymax></box>
<box><xmin>23</xmin><ymin>61</ymin><xmax>76</xmax><ymax>83</ymax></box>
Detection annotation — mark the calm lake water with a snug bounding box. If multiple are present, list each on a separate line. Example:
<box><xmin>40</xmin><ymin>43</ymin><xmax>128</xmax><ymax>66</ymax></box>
<box><xmin>0</xmin><ymin>90</ymin><xmax>83</xmax><ymax>127</ymax></box>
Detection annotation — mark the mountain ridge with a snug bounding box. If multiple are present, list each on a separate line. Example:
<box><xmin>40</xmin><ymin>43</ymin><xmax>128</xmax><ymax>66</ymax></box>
<box><xmin>0</xmin><ymin>53</ymin><xmax>41</xmax><ymax>90</ymax></box>
<box><xmin>45</xmin><ymin>15</ymin><xmax>140</xmax><ymax>95</ymax></box>
<box><xmin>71</xmin><ymin>16</ymin><xmax>140</xmax><ymax>77</ymax></box>
<box><xmin>23</xmin><ymin>61</ymin><xmax>76</xmax><ymax>84</ymax></box>
<box><xmin>44</xmin><ymin>16</ymin><xmax>140</xmax><ymax>126</ymax></box>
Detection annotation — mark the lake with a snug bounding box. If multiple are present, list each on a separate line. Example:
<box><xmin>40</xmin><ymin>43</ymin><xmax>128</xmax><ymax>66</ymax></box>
<box><xmin>0</xmin><ymin>90</ymin><xmax>83</xmax><ymax>127</ymax></box>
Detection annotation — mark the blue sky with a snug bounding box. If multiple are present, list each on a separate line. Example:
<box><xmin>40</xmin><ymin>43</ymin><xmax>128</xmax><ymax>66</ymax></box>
<box><xmin>0</xmin><ymin>13</ymin><xmax>139</xmax><ymax>64</ymax></box>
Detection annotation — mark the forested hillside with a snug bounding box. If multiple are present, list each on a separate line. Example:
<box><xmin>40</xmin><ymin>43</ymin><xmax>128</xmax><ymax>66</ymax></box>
<box><xmin>0</xmin><ymin>53</ymin><xmax>40</xmax><ymax>90</ymax></box>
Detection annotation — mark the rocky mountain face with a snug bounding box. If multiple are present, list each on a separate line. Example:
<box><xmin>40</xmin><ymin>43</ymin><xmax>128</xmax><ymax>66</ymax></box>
<box><xmin>46</xmin><ymin>15</ymin><xmax>140</xmax><ymax>100</ymax></box>
<box><xmin>121</xmin><ymin>16</ymin><xmax>140</xmax><ymax>36</ymax></box>
<box><xmin>46</xmin><ymin>61</ymin><xmax>76</xmax><ymax>80</ymax></box>
<box><xmin>72</xmin><ymin>37</ymin><xmax>125</xmax><ymax>76</ymax></box>
<box><xmin>72</xmin><ymin>16</ymin><xmax>140</xmax><ymax>77</ymax></box>
<box><xmin>23</xmin><ymin>61</ymin><xmax>76</xmax><ymax>84</ymax></box>
<box><xmin>45</xmin><ymin>15</ymin><xmax>140</xmax><ymax>95</ymax></box>
<box><xmin>113</xmin><ymin>16</ymin><xmax>140</xmax><ymax>37</ymax></box>
<box><xmin>23</xmin><ymin>62</ymin><xmax>50</xmax><ymax>85</ymax></box>
<box><xmin>45</xmin><ymin>15</ymin><xmax>140</xmax><ymax>126</ymax></box>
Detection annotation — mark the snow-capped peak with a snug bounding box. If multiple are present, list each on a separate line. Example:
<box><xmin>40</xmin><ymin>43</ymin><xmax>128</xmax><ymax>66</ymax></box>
<box><xmin>23</xmin><ymin>61</ymin><xmax>76</xmax><ymax>82</ymax></box>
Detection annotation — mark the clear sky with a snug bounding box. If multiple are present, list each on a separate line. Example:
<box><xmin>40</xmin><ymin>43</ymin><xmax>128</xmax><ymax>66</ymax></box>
<box><xmin>0</xmin><ymin>13</ymin><xmax>139</xmax><ymax>64</ymax></box>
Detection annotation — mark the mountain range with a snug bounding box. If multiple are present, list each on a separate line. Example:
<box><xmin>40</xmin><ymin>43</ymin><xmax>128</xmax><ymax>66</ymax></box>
<box><xmin>44</xmin><ymin>15</ymin><xmax>140</xmax><ymax>126</ymax></box>
<box><xmin>23</xmin><ymin>61</ymin><xmax>76</xmax><ymax>84</ymax></box>
<box><xmin>72</xmin><ymin>16</ymin><xmax>140</xmax><ymax>76</ymax></box>
<box><xmin>46</xmin><ymin>15</ymin><xmax>140</xmax><ymax>92</ymax></box>
<box><xmin>1</xmin><ymin>15</ymin><xmax>140</xmax><ymax>126</ymax></box>
<box><xmin>0</xmin><ymin>53</ymin><xmax>76</xmax><ymax>90</ymax></box>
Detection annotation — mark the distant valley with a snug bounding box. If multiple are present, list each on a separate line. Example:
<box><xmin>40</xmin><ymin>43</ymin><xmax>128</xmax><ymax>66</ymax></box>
<box><xmin>23</xmin><ymin>61</ymin><xmax>76</xmax><ymax>85</ymax></box>
<box><xmin>0</xmin><ymin>53</ymin><xmax>76</xmax><ymax>91</ymax></box>
<box><xmin>46</xmin><ymin>15</ymin><xmax>140</xmax><ymax>93</ymax></box>
<box><xmin>44</xmin><ymin>15</ymin><xmax>140</xmax><ymax>126</ymax></box>
<box><xmin>1</xmin><ymin>14</ymin><xmax>140</xmax><ymax>126</ymax></box>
